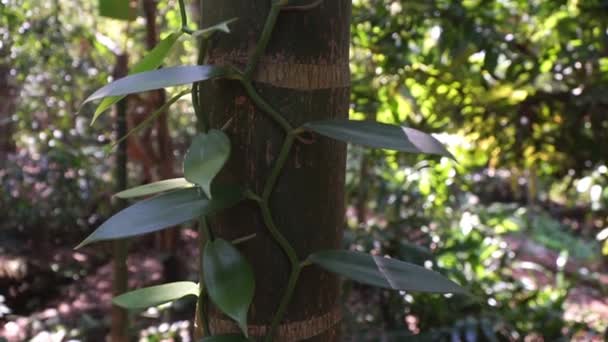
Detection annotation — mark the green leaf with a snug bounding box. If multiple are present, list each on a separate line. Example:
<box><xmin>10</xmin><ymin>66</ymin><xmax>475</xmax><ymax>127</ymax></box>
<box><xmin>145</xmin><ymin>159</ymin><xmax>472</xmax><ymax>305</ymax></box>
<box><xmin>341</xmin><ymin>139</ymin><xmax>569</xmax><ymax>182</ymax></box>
<box><xmin>199</xmin><ymin>335</ymin><xmax>249</xmax><ymax>342</ymax></box>
<box><xmin>92</xmin><ymin>32</ymin><xmax>183</xmax><ymax>122</ymax></box>
<box><xmin>184</xmin><ymin>130</ymin><xmax>231</xmax><ymax>198</ymax></box>
<box><xmin>84</xmin><ymin>65</ymin><xmax>229</xmax><ymax>105</ymax></box>
<box><xmin>192</xmin><ymin>18</ymin><xmax>238</xmax><ymax>39</ymax></box>
<box><xmin>99</xmin><ymin>0</ymin><xmax>136</xmax><ymax>21</ymax></box>
<box><xmin>113</xmin><ymin>281</ymin><xmax>199</xmax><ymax>309</ymax></box>
<box><xmin>76</xmin><ymin>186</ymin><xmax>243</xmax><ymax>248</ymax></box>
<box><xmin>203</xmin><ymin>239</ymin><xmax>254</xmax><ymax>337</ymax></box>
<box><xmin>308</xmin><ymin>250</ymin><xmax>466</xmax><ymax>294</ymax></box>
<box><xmin>114</xmin><ymin>178</ymin><xmax>194</xmax><ymax>199</ymax></box>
<box><xmin>303</xmin><ymin>119</ymin><xmax>454</xmax><ymax>159</ymax></box>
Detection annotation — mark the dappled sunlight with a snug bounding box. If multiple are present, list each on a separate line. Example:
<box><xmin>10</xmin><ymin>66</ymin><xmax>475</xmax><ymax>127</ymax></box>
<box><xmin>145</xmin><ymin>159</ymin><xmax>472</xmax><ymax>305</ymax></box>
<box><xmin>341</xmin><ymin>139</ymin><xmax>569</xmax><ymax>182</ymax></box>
<box><xmin>2</xmin><ymin>0</ymin><xmax>608</xmax><ymax>340</ymax></box>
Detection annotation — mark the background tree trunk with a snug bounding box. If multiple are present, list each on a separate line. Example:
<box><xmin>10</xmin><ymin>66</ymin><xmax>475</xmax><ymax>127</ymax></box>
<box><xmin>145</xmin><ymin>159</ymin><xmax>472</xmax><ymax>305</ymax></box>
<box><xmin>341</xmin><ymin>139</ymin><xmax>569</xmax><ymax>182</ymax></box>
<box><xmin>142</xmin><ymin>0</ymin><xmax>180</xmax><ymax>282</ymax></box>
<box><xmin>199</xmin><ymin>1</ymin><xmax>351</xmax><ymax>340</ymax></box>
<box><xmin>0</xmin><ymin>65</ymin><xmax>16</xmax><ymax>169</ymax></box>
<box><xmin>110</xmin><ymin>53</ymin><xmax>130</xmax><ymax>342</ymax></box>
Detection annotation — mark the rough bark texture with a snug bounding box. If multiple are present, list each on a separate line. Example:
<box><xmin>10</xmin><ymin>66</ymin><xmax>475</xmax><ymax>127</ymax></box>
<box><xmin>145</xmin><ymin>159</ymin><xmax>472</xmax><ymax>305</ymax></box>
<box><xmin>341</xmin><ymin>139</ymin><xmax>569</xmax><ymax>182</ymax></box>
<box><xmin>199</xmin><ymin>1</ymin><xmax>351</xmax><ymax>341</ymax></box>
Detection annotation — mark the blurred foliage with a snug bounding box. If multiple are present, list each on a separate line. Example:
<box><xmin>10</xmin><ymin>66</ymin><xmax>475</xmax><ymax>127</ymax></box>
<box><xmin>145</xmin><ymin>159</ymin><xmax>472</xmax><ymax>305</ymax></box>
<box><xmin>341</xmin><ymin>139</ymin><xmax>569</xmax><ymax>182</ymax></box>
<box><xmin>1</xmin><ymin>0</ymin><xmax>607</xmax><ymax>340</ymax></box>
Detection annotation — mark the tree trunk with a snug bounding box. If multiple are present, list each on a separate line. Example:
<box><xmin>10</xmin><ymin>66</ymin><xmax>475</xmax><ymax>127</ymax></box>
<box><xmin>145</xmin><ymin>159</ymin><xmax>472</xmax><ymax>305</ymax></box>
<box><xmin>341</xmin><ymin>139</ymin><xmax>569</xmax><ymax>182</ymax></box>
<box><xmin>110</xmin><ymin>53</ymin><xmax>130</xmax><ymax>342</ymax></box>
<box><xmin>199</xmin><ymin>1</ymin><xmax>351</xmax><ymax>341</ymax></box>
<box><xmin>143</xmin><ymin>0</ymin><xmax>180</xmax><ymax>282</ymax></box>
<box><xmin>0</xmin><ymin>65</ymin><xmax>16</xmax><ymax>169</ymax></box>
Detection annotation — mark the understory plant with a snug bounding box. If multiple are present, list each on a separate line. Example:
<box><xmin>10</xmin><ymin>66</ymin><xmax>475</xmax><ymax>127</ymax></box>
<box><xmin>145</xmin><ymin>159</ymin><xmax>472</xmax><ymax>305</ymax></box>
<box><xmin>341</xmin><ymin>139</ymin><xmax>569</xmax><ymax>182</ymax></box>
<box><xmin>77</xmin><ymin>0</ymin><xmax>466</xmax><ymax>340</ymax></box>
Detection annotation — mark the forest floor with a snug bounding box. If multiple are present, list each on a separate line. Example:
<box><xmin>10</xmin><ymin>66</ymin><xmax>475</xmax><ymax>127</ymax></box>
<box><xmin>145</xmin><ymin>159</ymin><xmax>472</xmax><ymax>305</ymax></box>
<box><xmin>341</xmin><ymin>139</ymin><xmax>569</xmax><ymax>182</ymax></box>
<box><xmin>1</xmin><ymin>226</ymin><xmax>607</xmax><ymax>341</ymax></box>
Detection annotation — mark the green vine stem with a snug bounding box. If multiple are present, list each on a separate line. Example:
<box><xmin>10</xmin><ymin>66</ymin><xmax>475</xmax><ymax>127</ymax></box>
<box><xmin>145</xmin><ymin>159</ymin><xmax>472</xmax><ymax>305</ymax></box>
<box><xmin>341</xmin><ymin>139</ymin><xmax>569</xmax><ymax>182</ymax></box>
<box><xmin>178</xmin><ymin>0</ymin><xmax>194</xmax><ymax>34</ymax></box>
<box><xmin>239</xmin><ymin>77</ymin><xmax>292</xmax><ymax>133</ymax></box>
<box><xmin>193</xmin><ymin>39</ymin><xmax>210</xmax><ymax>132</ymax></box>
<box><xmin>243</xmin><ymin>1</ymin><xmax>282</xmax><ymax>80</ymax></box>
<box><xmin>196</xmin><ymin>216</ymin><xmax>212</xmax><ymax>336</ymax></box>
<box><xmin>262</xmin><ymin>133</ymin><xmax>294</xmax><ymax>200</ymax></box>
<box><xmin>260</xmin><ymin>200</ymin><xmax>301</xmax><ymax>342</ymax></box>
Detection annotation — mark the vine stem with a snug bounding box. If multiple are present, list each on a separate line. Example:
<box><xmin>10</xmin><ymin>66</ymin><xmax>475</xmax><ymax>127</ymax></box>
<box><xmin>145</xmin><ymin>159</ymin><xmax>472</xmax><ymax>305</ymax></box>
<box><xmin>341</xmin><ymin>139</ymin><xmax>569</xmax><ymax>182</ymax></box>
<box><xmin>178</xmin><ymin>0</ymin><xmax>194</xmax><ymax>34</ymax></box>
<box><xmin>196</xmin><ymin>216</ymin><xmax>212</xmax><ymax>336</ymax></box>
<box><xmin>263</xmin><ymin>133</ymin><xmax>295</xmax><ymax>200</ymax></box>
<box><xmin>240</xmin><ymin>77</ymin><xmax>292</xmax><ymax>133</ymax></box>
<box><xmin>243</xmin><ymin>1</ymin><xmax>282</xmax><ymax>80</ymax></box>
<box><xmin>260</xmin><ymin>202</ymin><xmax>301</xmax><ymax>342</ymax></box>
<box><xmin>193</xmin><ymin>30</ymin><xmax>211</xmax><ymax>132</ymax></box>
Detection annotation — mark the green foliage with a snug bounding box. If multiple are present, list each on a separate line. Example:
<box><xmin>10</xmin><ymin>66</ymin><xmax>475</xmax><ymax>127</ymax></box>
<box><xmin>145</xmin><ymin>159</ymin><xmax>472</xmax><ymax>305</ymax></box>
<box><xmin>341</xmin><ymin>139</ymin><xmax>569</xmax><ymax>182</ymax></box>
<box><xmin>304</xmin><ymin>119</ymin><xmax>454</xmax><ymax>159</ymax></box>
<box><xmin>203</xmin><ymin>239</ymin><xmax>255</xmax><ymax>336</ymax></box>
<box><xmin>113</xmin><ymin>281</ymin><xmax>199</xmax><ymax>309</ymax></box>
<box><xmin>77</xmin><ymin>186</ymin><xmax>243</xmax><ymax>247</ymax></box>
<box><xmin>98</xmin><ymin>0</ymin><xmax>136</xmax><ymax>21</ymax></box>
<box><xmin>83</xmin><ymin>65</ymin><xmax>229</xmax><ymax>104</ymax></box>
<box><xmin>309</xmin><ymin>250</ymin><xmax>465</xmax><ymax>294</ymax></box>
<box><xmin>351</xmin><ymin>0</ymin><xmax>608</xmax><ymax>177</ymax></box>
<box><xmin>184</xmin><ymin>130</ymin><xmax>231</xmax><ymax>198</ymax></box>
<box><xmin>192</xmin><ymin>18</ymin><xmax>238</xmax><ymax>39</ymax></box>
<box><xmin>115</xmin><ymin>178</ymin><xmax>195</xmax><ymax>199</ymax></box>
<box><xmin>3</xmin><ymin>0</ymin><xmax>606</xmax><ymax>340</ymax></box>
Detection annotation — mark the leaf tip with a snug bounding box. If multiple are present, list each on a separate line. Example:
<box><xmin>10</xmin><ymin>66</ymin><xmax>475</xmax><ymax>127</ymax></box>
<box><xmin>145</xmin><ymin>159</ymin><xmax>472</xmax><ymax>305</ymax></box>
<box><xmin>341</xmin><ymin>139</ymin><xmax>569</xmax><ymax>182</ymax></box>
<box><xmin>237</xmin><ymin>315</ymin><xmax>249</xmax><ymax>338</ymax></box>
<box><xmin>74</xmin><ymin>238</ymin><xmax>90</xmax><ymax>250</ymax></box>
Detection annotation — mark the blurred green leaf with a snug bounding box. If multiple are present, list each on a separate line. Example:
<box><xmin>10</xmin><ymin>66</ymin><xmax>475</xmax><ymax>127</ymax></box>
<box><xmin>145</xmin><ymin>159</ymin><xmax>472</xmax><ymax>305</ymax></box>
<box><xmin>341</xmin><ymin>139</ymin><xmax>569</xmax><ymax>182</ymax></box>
<box><xmin>113</xmin><ymin>281</ymin><xmax>199</xmax><ymax>309</ymax></box>
<box><xmin>304</xmin><ymin>120</ymin><xmax>454</xmax><ymax>160</ymax></box>
<box><xmin>203</xmin><ymin>239</ymin><xmax>254</xmax><ymax>337</ymax></box>
<box><xmin>184</xmin><ymin>130</ymin><xmax>231</xmax><ymax>198</ymax></box>
<box><xmin>99</xmin><ymin>0</ymin><xmax>136</xmax><ymax>21</ymax></box>
<box><xmin>308</xmin><ymin>250</ymin><xmax>466</xmax><ymax>294</ymax></box>
<box><xmin>114</xmin><ymin>178</ymin><xmax>194</xmax><ymax>199</ymax></box>
<box><xmin>192</xmin><ymin>18</ymin><xmax>238</xmax><ymax>38</ymax></box>
<box><xmin>84</xmin><ymin>65</ymin><xmax>229</xmax><ymax>105</ymax></box>
<box><xmin>76</xmin><ymin>186</ymin><xmax>243</xmax><ymax>248</ymax></box>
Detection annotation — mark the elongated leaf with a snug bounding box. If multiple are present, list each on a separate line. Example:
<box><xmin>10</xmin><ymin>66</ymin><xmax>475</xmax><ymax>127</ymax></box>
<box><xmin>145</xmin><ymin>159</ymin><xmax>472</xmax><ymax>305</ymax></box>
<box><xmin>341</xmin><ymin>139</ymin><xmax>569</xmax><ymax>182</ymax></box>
<box><xmin>200</xmin><ymin>335</ymin><xmax>249</xmax><ymax>342</ymax></box>
<box><xmin>84</xmin><ymin>65</ymin><xmax>229</xmax><ymax>105</ymax></box>
<box><xmin>304</xmin><ymin>119</ymin><xmax>454</xmax><ymax>159</ymax></box>
<box><xmin>184</xmin><ymin>130</ymin><xmax>231</xmax><ymax>198</ymax></box>
<box><xmin>308</xmin><ymin>250</ymin><xmax>466</xmax><ymax>294</ymax></box>
<box><xmin>114</xmin><ymin>178</ymin><xmax>194</xmax><ymax>199</ymax></box>
<box><xmin>113</xmin><ymin>281</ymin><xmax>199</xmax><ymax>309</ymax></box>
<box><xmin>92</xmin><ymin>32</ymin><xmax>183</xmax><ymax>122</ymax></box>
<box><xmin>192</xmin><ymin>18</ymin><xmax>238</xmax><ymax>38</ymax></box>
<box><xmin>203</xmin><ymin>239</ymin><xmax>254</xmax><ymax>337</ymax></box>
<box><xmin>76</xmin><ymin>186</ymin><xmax>243</xmax><ymax>248</ymax></box>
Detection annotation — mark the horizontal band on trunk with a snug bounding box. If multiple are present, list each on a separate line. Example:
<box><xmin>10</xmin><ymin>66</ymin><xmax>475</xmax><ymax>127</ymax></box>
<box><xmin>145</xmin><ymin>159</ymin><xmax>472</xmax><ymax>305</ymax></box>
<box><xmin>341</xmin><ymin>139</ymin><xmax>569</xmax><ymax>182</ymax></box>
<box><xmin>208</xmin><ymin>54</ymin><xmax>351</xmax><ymax>90</ymax></box>
<box><xmin>208</xmin><ymin>305</ymin><xmax>342</xmax><ymax>341</ymax></box>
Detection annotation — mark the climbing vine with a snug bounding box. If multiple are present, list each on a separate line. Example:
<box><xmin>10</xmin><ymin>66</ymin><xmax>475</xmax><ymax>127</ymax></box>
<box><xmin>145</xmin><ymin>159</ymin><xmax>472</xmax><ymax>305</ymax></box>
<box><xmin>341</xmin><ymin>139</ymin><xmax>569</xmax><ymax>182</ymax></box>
<box><xmin>78</xmin><ymin>1</ymin><xmax>465</xmax><ymax>341</ymax></box>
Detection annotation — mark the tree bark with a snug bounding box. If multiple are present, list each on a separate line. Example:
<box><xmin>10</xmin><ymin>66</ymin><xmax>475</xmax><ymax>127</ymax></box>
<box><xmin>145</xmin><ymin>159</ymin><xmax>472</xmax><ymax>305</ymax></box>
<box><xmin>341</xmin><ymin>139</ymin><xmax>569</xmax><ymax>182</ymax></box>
<box><xmin>143</xmin><ymin>0</ymin><xmax>180</xmax><ymax>282</ymax></box>
<box><xmin>199</xmin><ymin>1</ymin><xmax>351</xmax><ymax>341</ymax></box>
<box><xmin>110</xmin><ymin>53</ymin><xmax>130</xmax><ymax>342</ymax></box>
<box><xmin>0</xmin><ymin>65</ymin><xmax>16</xmax><ymax>169</ymax></box>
